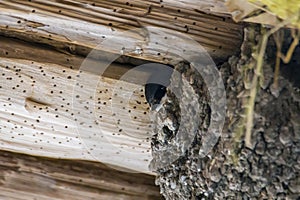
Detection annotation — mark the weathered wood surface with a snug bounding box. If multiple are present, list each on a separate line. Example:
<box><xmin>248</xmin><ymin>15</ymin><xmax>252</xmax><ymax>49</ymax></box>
<box><xmin>0</xmin><ymin>150</ymin><xmax>161</xmax><ymax>200</ymax></box>
<box><xmin>0</xmin><ymin>0</ymin><xmax>243</xmax><ymax>63</ymax></box>
<box><xmin>0</xmin><ymin>37</ymin><xmax>154</xmax><ymax>173</ymax></box>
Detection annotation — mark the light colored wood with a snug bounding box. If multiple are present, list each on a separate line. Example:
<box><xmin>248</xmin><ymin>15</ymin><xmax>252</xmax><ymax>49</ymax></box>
<box><xmin>0</xmin><ymin>0</ymin><xmax>243</xmax><ymax>63</ymax></box>
<box><xmin>154</xmin><ymin>0</ymin><xmax>229</xmax><ymax>15</ymax></box>
<box><xmin>0</xmin><ymin>150</ymin><xmax>161</xmax><ymax>200</ymax></box>
<box><xmin>0</xmin><ymin>55</ymin><xmax>155</xmax><ymax>173</ymax></box>
<box><xmin>0</xmin><ymin>36</ymin><xmax>157</xmax><ymax>173</ymax></box>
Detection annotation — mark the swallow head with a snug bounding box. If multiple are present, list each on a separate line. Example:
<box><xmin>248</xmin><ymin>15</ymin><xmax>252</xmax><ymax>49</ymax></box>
<box><xmin>145</xmin><ymin>83</ymin><xmax>167</xmax><ymax>111</ymax></box>
<box><xmin>144</xmin><ymin>64</ymin><xmax>173</xmax><ymax>111</ymax></box>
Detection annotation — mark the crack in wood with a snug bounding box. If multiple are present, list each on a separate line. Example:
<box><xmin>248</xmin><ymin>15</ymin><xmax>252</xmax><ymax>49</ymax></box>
<box><xmin>25</xmin><ymin>97</ymin><xmax>51</xmax><ymax>112</ymax></box>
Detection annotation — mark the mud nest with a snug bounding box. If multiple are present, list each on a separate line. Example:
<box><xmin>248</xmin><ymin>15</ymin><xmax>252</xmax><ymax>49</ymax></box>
<box><xmin>150</xmin><ymin>27</ymin><xmax>300</xmax><ymax>199</ymax></box>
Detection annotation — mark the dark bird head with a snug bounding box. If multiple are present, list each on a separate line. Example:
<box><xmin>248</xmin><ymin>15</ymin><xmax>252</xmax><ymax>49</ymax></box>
<box><xmin>145</xmin><ymin>83</ymin><xmax>167</xmax><ymax>111</ymax></box>
<box><xmin>144</xmin><ymin>64</ymin><xmax>173</xmax><ymax>111</ymax></box>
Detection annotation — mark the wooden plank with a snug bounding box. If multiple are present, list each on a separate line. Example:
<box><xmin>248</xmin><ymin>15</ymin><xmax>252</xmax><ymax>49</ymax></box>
<box><xmin>0</xmin><ymin>150</ymin><xmax>161</xmax><ymax>200</ymax></box>
<box><xmin>0</xmin><ymin>0</ymin><xmax>243</xmax><ymax>63</ymax></box>
<box><xmin>0</xmin><ymin>36</ymin><xmax>155</xmax><ymax>173</ymax></box>
<box><xmin>0</xmin><ymin>36</ymin><xmax>139</xmax><ymax>80</ymax></box>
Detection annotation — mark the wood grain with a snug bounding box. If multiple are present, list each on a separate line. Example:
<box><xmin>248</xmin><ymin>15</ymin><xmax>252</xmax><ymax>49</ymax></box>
<box><xmin>0</xmin><ymin>0</ymin><xmax>243</xmax><ymax>63</ymax></box>
<box><xmin>0</xmin><ymin>36</ymin><xmax>157</xmax><ymax>174</ymax></box>
<box><xmin>0</xmin><ymin>150</ymin><xmax>161</xmax><ymax>200</ymax></box>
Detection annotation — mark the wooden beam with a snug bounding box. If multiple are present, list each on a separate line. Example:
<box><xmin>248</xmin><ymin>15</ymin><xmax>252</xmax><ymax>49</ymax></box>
<box><xmin>0</xmin><ymin>0</ymin><xmax>243</xmax><ymax>63</ymax></box>
<box><xmin>0</xmin><ymin>150</ymin><xmax>161</xmax><ymax>200</ymax></box>
<box><xmin>0</xmin><ymin>36</ymin><xmax>157</xmax><ymax>173</ymax></box>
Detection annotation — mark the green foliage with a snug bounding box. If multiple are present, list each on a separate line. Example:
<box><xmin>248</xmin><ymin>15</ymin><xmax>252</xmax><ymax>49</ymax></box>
<box><xmin>249</xmin><ymin>0</ymin><xmax>300</xmax><ymax>28</ymax></box>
